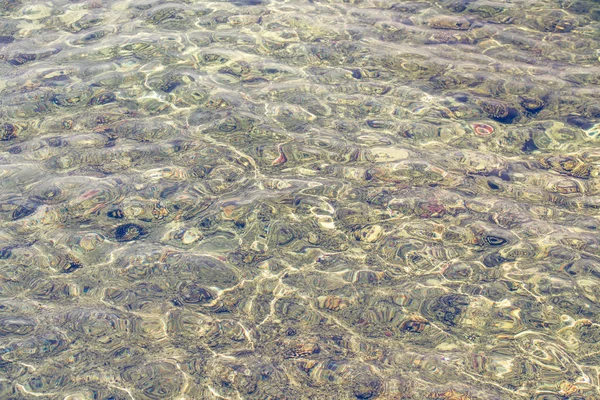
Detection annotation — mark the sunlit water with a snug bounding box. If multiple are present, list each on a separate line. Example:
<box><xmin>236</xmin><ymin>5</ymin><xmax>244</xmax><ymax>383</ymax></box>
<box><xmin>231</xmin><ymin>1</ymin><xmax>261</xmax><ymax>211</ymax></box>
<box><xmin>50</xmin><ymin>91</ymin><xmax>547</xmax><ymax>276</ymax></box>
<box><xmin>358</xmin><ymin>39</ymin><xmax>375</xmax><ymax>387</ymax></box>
<box><xmin>0</xmin><ymin>0</ymin><xmax>600</xmax><ymax>398</ymax></box>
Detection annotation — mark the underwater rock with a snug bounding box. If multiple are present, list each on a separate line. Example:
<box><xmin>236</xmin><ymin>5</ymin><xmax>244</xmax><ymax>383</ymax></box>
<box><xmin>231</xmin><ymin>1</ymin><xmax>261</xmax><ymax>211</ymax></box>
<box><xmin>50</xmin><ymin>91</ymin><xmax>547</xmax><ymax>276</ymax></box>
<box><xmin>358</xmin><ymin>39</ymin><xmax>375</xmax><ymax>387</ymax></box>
<box><xmin>114</xmin><ymin>223</ymin><xmax>145</xmax><ymax>242</ymax></box>
<box><xmin>428</xmin><ymin>15</ymin><xmax>471</xmax><ymax>30</ymax></box>
<box><xmin>479</xmin><ymin>99</ymin><xmax>519</xmax><ymax>123</ymax></box>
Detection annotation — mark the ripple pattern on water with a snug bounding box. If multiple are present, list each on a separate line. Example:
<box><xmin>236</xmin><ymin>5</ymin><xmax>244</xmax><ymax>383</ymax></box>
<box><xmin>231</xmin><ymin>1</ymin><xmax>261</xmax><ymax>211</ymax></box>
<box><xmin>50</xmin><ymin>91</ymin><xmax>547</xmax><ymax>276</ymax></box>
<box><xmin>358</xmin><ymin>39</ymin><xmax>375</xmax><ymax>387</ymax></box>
<box><xmin>1</xmin><ymin>0</ymin><xmax>600</xmax><ymax>398</ymax></box>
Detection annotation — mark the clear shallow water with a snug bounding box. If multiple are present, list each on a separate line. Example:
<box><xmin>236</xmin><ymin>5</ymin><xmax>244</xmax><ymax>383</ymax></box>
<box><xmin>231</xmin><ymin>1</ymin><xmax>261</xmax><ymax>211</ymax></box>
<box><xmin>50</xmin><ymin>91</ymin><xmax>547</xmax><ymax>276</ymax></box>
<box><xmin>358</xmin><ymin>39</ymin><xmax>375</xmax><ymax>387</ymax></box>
<box><xmin>0</xmin><ymin>0</ymin><xmax>600</xmax><ymax>398</ymax></box>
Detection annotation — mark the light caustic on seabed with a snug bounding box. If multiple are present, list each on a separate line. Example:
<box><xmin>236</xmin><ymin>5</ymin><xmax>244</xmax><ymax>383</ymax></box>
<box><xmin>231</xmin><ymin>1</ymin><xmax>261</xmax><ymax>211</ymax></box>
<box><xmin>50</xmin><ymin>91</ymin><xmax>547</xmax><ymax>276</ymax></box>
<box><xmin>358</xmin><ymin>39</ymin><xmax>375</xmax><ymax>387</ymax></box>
<box><xmin>0</xmin><ymin>0</ymin><xmax>600</xmax><ymax>398</ymax></box>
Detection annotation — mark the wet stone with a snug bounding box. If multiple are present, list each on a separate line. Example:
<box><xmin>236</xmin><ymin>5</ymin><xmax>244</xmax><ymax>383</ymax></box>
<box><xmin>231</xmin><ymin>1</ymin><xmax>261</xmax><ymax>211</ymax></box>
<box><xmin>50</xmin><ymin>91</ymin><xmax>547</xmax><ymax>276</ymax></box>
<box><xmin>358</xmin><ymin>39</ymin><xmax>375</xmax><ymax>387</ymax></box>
<box><xmin>1</xmin><ymin>123</ymin><xmax>17</xmax><ymax>141</ymax></box>
<box><xmin>114</xmin><ymin>223</ymin><xmax>145</xmax><ymax>242</ymax></box>
<box><xmin>479</xmin><ymin>100</ymin><xmax>519</xmax><ymax>123</ymax></box>
<box><xmin>521</xmin><ymin>137</ymin><xmax>539</xmax><ymax>153</ymax></box>
<box><xmin>231</xmin><ymin>0</ymin><xmax>264</xmax><ymax>5</ymax></box>
<box><xmin>482</xmin><ymin>252</ymin><xmax>508</xmax><ymax>268</ymax></box>
<box><xmin>107</xmin><ymin>209</ymin><xmax>124</xmax><ymax>219</ymax></box>
<box><xmin>520</xmin><ymin>96</ymin><xmax>545</xmax><ymax>114</ymax></box>
<box><xmin>429</xmin><ymin>294</ymin><xmax>470</xmax><ymax>327</ymax></box>
<box><xmin>484</xmin><ymin>235</ymin><xmax>508</xmax><ymax>246</ymax></box>
<box><xmin>61</xmin><ymin>257</ymin><xmax>83</xmax><ymax>273</ymax></box>
<box><xmin>88</xmin><ymin>92</ymin><xmax>116</xmax><ymax>106</ymax></box>
<box><xmin>578</xmin><ymin>323</ymin><xmax>600</xmax><ymax>343</ymax></box>
<box><xmin>11</xmin><ymin>204</ymin><xmax>36</xmax><ymax>220</ymax></box>
<box><xmin>442</xmin><ymin>0</ymin><xmax>470</xmax><ymax>13</ymax></box>
<box><xmin>30</xmin><ymin>187</ymin><xmax>64</xmax><ymax>204</ymax></box>
<box><xmin>487</xmin><ymin>180</ymin><xmax>500</xmax><ymax>190</ymax></box>
<box><xmin>352</xmin><ymin>377</ymin><xmax>381</xmax><ymax>399</ymax></box>
<box><xmin>0</xmin><ymin>247</ymin><xmax>11</xmax><ymax>259</ymax></box>
<box><xmin>428</xmin><ymin>16</ymin><xmax>471</xmax><ymax>30</ymax></box>
<box><xmin>538</xmin><ymin>156</ymin><xmax>591</xmax><ymax>179</ymax></box>
<box><xmin>0</xmin><ymin>317</ymin><xmax>36</xmax><ymax>336</ymax></box>
<box><xmin>176</xmin><ymin>283</ymin><xmax>214</xmax><ymax>304</ymax></box>
<box><xmin>566</xmin><ymin>115</ymin><xmax>594</xmax><ymax>130</ymax></box>
<box><xmin>8</xmin><ymin>53</ymin><xmax>36</xmax><ymax>66</ymax></box>
<box><xmin>400</xmin><ymin>315</ymin><xmax>429</xmax><ymax>333</ymax></box>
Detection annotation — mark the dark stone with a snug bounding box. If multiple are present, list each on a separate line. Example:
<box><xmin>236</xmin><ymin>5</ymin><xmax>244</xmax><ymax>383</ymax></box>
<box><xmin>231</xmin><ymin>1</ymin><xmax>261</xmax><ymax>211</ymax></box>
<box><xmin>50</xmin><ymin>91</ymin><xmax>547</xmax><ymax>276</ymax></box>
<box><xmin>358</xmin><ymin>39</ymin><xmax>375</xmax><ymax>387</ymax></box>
<box><xmin>30</xmin><ymin>187</ymin><xmax>62</xmax><ymax>204</ymax></box>
<box><xmin>159</xmin><ymin>186</ymin><xmax>178</xmax><ymax>199</ymax></box>
<box><xmin>497</xmin><ymin>169</ymin><xmax>511</xmax><ymax>181</ymax></box>
<box><xmin>160</xmin><ymin>80</ymin><xmax>181</xmax><ymax>93</ymax></box>
<box><xmin>353</xmin><ymin>378</ymin><xmax>381</xmax><ymax>399</ymax></box>
<box><xmin>487</xmin><ymin>180</ymin><xmax>500</xmax><ymax>190</ymax></box>
<box><xmin>520</xmin><ymin>96</ymin><xmax>545</xmax><ymax>114</ymax></box>
<box><xmin>483</xmin><ymin>252</ymin><xmax>507</xmax><ymax>268</ymax></box>
<box><xmin>107</xmin><ymin>209</ymin><xmax>124</xmax><ymax>219</ymax></box>
<box><xmin>88</xmin><ymin>92</ymin><xmax>116</xmax><ymax>106</ymax></box>
<box><xmin>231</xmin><ymin>0</ymin><xmax>263</xmax><ymax>5</ymax></box>
<box><xmin>443</xmin><ymin>0</ymin><xmax>470</xmax><ymax>12</ymax></box>
<box><xmin>180</xmin><ymin>284</ymin><xmax>214</xmax><ymax>304</ymax></box>
<box><xmin>171</xmin><ymin>298</ymin><xmax>183</xmax><ymax>306</ymax></box>
<box><xmin>275</xmin><ymin>226</ymin><xmax>295</xmax><ymax>245</ymax></box>
<box><xmin>199</xmin><ymin>217</ymin><xmax>214</xmax><ymax>228</ymax></box>
<box><xmin>565</xmin><ymin>1</ymin><xmax>592</xmax><ymax>13</ymax></box>
<box><xmin>579</xmin><ymin>324</ymin><xmax>600</xmax><ymax>343</ymax></box>
<box><xmin>0</xmin><ymin>248</ymin><xmax>12</xmax><ymax>259</ymax></box>
<box><xmin>12</xmin><ymin>204</ymin><xmax>35</xmax><ymax>220</ymax></box>
<box><xmin>114</xmin><ymin>223</ymin><xmax>145</xmax><ymax>242</ymax></box>
<box><xmin>400</xmin><ymin>318</ymin><xmax>428</xmax><ymax>333</ymax></box>
<box><xmin>62</xmin><ymin>257</ymin><xmax>83</xmax><ymax>273</ymax></box>
<box><xmin>46</xmin><ymin>137</ymin><xmax>64</xmax><ymax>147</ymax></box>
<box><xmin>567</xmin><ymin>115</ymin><xmax>594</xmax><ymax>130</ymax></box>
<box><xmin>522</xmin><ymin>137</ymin><xmax>539</xmax><ymax>153</ymax></box>
<box><xmin>430</xmin><ymin>294</ymin><xmax>470</xmax><ymax>327</ymax></box>
<box><xmin>1</xmin><ymin>123</ymin><xmax>17</xmax><ymax>141</ymax></box>
<box><xmin>480</xmin><ymin>100</ymin><xmax>519</xmax><ymax>123</ymax></box>
<box><xmin>484</xmin><ymin>235</ymin><xmax>508</xmax><ymax>246</ymax></box>
<box><xmin>8</xmin><ymin>53</ymin><xmax>36</xmax><ymax>66</ymax></box>
<box><xmin>494</xmin><ymin>107</ymin><xmax>519</xmax><ymax>124</ymax></box>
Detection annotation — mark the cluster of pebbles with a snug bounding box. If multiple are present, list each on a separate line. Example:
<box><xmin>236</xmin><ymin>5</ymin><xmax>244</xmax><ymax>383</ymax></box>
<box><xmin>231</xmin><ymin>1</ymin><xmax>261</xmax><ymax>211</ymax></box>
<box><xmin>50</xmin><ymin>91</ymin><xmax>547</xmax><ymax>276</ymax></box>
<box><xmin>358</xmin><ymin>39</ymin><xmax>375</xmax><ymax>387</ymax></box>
<box><xmin>1</xmin><ymin>0</ymin><xmax>600</xmax><ymax>398</ymax></box>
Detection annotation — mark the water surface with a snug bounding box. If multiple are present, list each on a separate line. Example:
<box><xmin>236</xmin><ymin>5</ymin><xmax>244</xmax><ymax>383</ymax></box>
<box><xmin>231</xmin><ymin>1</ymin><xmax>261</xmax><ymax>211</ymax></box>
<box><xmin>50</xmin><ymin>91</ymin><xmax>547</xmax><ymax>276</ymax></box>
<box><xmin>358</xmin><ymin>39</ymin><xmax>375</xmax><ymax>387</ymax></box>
<box><xmin>1</xmin><ymin>0</ymin><xmax>600</xmax><ymax>398</ymax></box>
